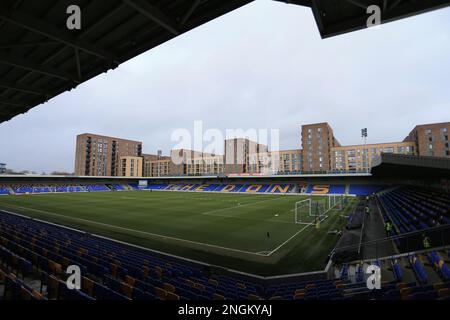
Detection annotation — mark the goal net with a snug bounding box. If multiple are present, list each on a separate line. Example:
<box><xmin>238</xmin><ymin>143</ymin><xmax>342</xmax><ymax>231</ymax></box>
<box><xmin>328</xmin><ymin>195</ymin><xmax>344</xmax><ymax>211</ymax></box>
<box><xmin>295</xmin><ymin>198</ymin><xmax>328</xmax><ymax>224</ymax></box>
<box><xmin>295</xmin><ymin>196</ymin><xmax>346</xmax><ymax>225</ymax></box>
<box><xmin>294</xmin><ymin>199</ymin><xmax>311</xmax><ymax>224</ymax></box>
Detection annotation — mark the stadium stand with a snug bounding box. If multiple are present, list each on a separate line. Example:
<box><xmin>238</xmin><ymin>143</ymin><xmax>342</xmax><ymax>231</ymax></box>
<box><xmin>378</xmin><ymin>186</ymin><xmax>450</xmax><ymax>236</ymax></box>
<box><xmin>348</xmin><ymin>185</ymin><xmax>387</xmax><ymax>196</ymax></box>
<box><xmin>133</xmin><ymin>183</ymin><xmax>295</xmax><ymax>194</ymax></box>
<box><xmin>1</xmin><ymin>206</ymin><xmax>449</xmax><ymax>301</ymax></box>
<box><xmin>305</xmin><ymin>185</ymin><xmax>346</xmax><ymax>195</ymax></box>
<box><xmin>1</xmin><ymin>182</ymin><xmax>395</xmax><ymax>196</ymax></box>
<box><xmin>334</xmin><ymin>252</ymin><xmax>450</xmax><ymax>300</ymax></box>
<box><xmin>0</xmin><ymin>186</ymin><xmax>9</xmax><ymax>195</ymax></box>
<box><xmin>9</xmin><ymin>184</ymin><xmax>111</xmax><ymax>194</ymax></box>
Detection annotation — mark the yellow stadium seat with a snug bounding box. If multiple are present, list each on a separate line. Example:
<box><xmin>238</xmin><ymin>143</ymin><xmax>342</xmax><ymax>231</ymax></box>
<box><xmin>154</xmin><ymin>287</ymin><xmax>167</xmax><ymax>300</ymax></box>
<box><xmin>166</xmin><ymin>292</ymin><xmax>180</xmax><ymax>300</ymax></box>
<box><xmin>121</xmin><ymin>283</ymin><xmax>133</xmax><ymax>298</ymax></box>
<box><xmin>395</xmin><ymin>282</ymin><xmax>407</xmax><ymax>289</ymax></box>
<box><xmin>213</xmin><ymin>293</ymin><xmax>225</xmax><ymax>300</ymax></box>
<box><xmin>438</xmin><ymin>288</ymin><xmax>450</xmax><ymax>297</ymax></box>
<box><xmin>82</xmin><ymin>277</ymin><xmax>94</xmax><ymax>297</ymax></box>
<box><xmin>208</xmin><ymin>278</ymin><xmax>219</xmax><ymax>287</ymax></box>
<box><xmin>124</xmin><ymin>275</ymin><xmax>135</xmax><ymax>287</ymax></box>
<box><xmin>236</xmin><ymin>282</ymin><xmax>246</xmax><ymax>289</ymax></box>
<box><xmin>31</xmin><ymin>290</ymin><xmax>45</xmax><ymax>300</ymax></box>
<box><xmin>295</xmin><ymin>289</ymin><xmax>306</xmax><ymax>296</ymax></box>
<box><xmin>433</xmin><ymin>282</ymin><xmax>445</xmax><ymax>291</ymax></box>
<box><xmin>163</xmin><ymin>283</ymin><xmax>176</xmax><ymax>293</ymax></box>
<box><xmin>194</xmin><ymin>283</ymin><xmax>205</xmax><ymax>291</ymax></box>
<box><xmin>400</xmin><ymin>287</ymin><xmax>412</xmax><ymax>296</ymax></box>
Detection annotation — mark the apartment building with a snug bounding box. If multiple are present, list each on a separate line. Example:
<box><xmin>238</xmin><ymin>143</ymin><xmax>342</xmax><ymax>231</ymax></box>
<box><xmin>75</xmin><ymin>121</ymin><xmax>449</xmax><ymax>177</ymax></box>
<box><xmin>301</xmin><ymin>123</ymin><xmax>341</xmax><ymax>172</ymax></box>
<box><xmin>74</xmin><ymin>133</ymin><xmax>142</xmax><ymax>176</ymax></box>
<box><xmin>143</xmin><ymin>152</ymin><xmax>171</xmax><ymax>177</ymax></box>
<box><xmin>224</xmin><ymin>138</ymin><xmax>268</xmax><ymax>174</ymax></box>
<box><xmin>330</xmin><ymin>142</ymin><xmax>416</xmax><ymax>172</ymax></box>
<box><xmin>404</xmin><ymin>122</ymin><xmax>450</xmax><ymax>157</ymax></box>
<box><xmin>185</xmin><ymin>154</ymin><xmax>224</xmax><ymax>175</ymax></box>
<box><xmin>118</xmin><ymin>156</ymin><xmax>143</xmax><ymax>177</ymax></box>
<box><xmin>248</xmin><ymin>149</ymin><xmax>302</xmax><ymax>174</ymax></box>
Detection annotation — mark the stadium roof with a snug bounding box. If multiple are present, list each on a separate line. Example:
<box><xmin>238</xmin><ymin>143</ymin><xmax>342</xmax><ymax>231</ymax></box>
<box><xmin>1</xmin><ymin>0</ymin><xmax>449</xmax><ymax>123</ymax></box>
<box><xmin>371</xmin><ymin>153</ymin><xmax>450</xmax><ymax>178</ymax></box>
<box><xmin>0</xmin><ymin>0</ymin><xmax>254</xmax><ymax>123</ymax></box>
<box><xmin>276</xmin><ymin>0</ymin><xmax>450</xmax><ymax>38</ymax></box>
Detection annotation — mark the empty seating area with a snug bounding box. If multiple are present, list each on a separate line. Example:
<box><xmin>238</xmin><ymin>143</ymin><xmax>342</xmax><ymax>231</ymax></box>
<box><xmin>8</xmin><ymin>184</ymin><xmax>111</xmax><ymax>194</ymax></box>
<box><xmin>1</xmin><ymin>209</ymin><xmax>449</xmax><ymax>300</ymax></box>
<box><xmin>0</xmin><ymin>210</ymin><xmax>266</xmax><ymax>300</ymax></box>
<box><xmin>348</xmin><ymin>185</ymin><xmax>386</xmax><ymax>196</ymax></box>
<box><xmin>335</xmin><ymin>251</ymin><xmax>450</xmax><ymax>300</ymax></box>
<box><xmin>305</xmin><ymin>184</ymin><xmax>346</xmax><ymax>195</ymax></box>
<box><xmin>265</xmin><ymin>279</ymin><xmax>344</xmax><ymax>300</ymax></box>
<box><xmin>134</xmin><ymin>183</ymin><xmax>295</xmax><ymax>194</ymax></box>
<box><xmin>378</xmin><ymin>186</ymin><xmax>450</xmax><ymax>235</ymax></box>
<box><xmin>0</xmin><ymin>186</ymin><xmax>9</xmax><ymax>195</ymax></box>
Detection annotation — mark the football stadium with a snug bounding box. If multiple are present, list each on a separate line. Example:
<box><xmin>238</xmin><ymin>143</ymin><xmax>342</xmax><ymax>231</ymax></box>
<box><xmin>1</xmin><ymin>0</ymin><xmax>450</xmax><ymax>309</ymax></box>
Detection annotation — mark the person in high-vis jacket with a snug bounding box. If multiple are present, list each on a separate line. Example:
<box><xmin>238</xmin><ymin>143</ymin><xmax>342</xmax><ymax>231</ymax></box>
<box><xmin>422</xmin><ymin>234</ymin><xmax>432</xmax><ymax>250</ymax></box>
<box><xmin>385</xmin><ymin>221</ymin><xmax>393</xmax><ymax>237</ymax></box>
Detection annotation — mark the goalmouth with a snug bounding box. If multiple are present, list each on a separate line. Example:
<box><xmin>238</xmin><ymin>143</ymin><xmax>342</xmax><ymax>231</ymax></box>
<box><xmin>294</xmin><ymin>195</ymin><xmax>346</xmax><ymax>225</ymax></box>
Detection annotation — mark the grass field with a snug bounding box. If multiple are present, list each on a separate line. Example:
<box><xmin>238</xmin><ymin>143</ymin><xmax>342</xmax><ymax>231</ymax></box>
<box><xmin>0</xmin><ymin>191</ymin><xmax>356</xmax><ymax>276</ymax></box>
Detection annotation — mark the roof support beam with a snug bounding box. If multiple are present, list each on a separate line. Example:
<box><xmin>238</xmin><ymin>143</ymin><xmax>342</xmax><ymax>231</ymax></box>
<box><xmin>0</xmin><ymin>98</ymin><xmax>28</xmax><ymax>108</ymax></box>
<box><xmin>344</xmin><ymin>0</ymin><xmax>370</xmax><ymax>10</ymax></box>
<box><xmin>0</xmin><ymin>81</ymin><xmax>51</xmax><ymax>97</ymax></box>
<box><xmin>180</xmin><ymin>0</ymin><xmax>203</xmax><ymax>27</ymax></box>
<box><xmin>122</xmin><ymin>0</ymin><xmax>180</xmax><ymax>35</ymax></box>
<box><xmin>0</xmin><ymin>6</ymin><xmax>120</xmax><ymax>64</ymax></box>
<box><xmin>0</xmin><ymin>52</ymin><xmax>79</xmax><ymax>83</ymax></box>
<box><xmin>0</xmin><ymin>41</ymin><xmax>58</xmax><ymax>49</ymax></box>
<box><xmin>74</xmin><ymin>48</ymin><xmax>82</xmax><ymax>80</ymax></box>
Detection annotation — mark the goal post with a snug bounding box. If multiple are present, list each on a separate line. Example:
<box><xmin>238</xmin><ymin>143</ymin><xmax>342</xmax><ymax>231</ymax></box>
<box><xmin>294</xmin><ymin>199</ymin><xmax>311</xmax><ymax>224</ymax></box>
<box><xmin>294</xmin><ymin>195</ymin><xmax>347</xmax><ymax>225</ymax></box>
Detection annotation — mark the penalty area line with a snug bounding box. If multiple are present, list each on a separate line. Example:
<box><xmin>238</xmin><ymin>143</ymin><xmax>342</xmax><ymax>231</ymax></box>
<box><xmin>266</xmin><ymin>218</ymin><xmax>324</xmax><ymax>257</ymax></box>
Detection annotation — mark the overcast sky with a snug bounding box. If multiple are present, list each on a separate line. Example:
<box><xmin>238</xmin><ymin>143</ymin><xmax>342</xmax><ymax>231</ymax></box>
<box><xmin>1</xmin><ymin>0</ymin><xmax>449</xmax><ymax>173</ymax></box>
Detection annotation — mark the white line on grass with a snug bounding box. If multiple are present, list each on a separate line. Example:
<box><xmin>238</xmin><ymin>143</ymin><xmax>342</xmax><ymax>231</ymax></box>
<box><xmin>0</xmin><ymin>203</ymin><xmax>269</xmax><ymax>257</ymax></box>
<box><xmin>267</xmin><ymin>221</ymin><xmax>317</xmax><ymax>256</ymax></box>
<box><xmin>200</xmin><ymin>196</ymin><xmax>290</xmax><ymax>217</ymax></box>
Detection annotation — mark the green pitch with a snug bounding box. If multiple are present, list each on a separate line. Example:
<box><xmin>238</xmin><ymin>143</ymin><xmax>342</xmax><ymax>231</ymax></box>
<box><xmin>0</xmin><ymin>191</ymin><xmax>356</xmax><ymax>276</ymax></box>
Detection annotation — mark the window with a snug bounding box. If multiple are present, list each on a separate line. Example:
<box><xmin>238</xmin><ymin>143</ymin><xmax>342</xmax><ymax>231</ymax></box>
<box><xmin>425</xmin><ymin>129</ymin><xmax>432</xmax><ymax>135</ymax></box>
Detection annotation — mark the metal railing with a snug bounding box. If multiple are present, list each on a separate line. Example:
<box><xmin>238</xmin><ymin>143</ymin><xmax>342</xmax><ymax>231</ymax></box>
<box><xmin>331</xmin><ymin>224</ymin><xmax>450</xmax><ymax>263</ymax></box>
